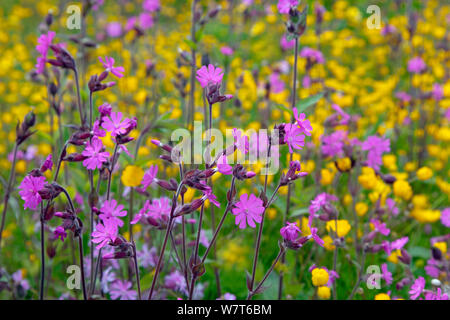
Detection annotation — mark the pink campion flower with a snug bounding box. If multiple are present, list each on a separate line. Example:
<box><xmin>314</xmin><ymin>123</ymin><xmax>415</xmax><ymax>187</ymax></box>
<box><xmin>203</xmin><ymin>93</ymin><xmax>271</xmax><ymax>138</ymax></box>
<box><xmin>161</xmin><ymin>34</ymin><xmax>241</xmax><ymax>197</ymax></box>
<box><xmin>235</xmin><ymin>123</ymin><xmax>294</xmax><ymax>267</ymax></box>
<box><xmin>54</xmin><ymin>226</ymin><xmax>67</xmax><ymax>242</ymax></box>
<box><xmin>269</xmin><ymin>73</ymin><xmax>285</xmax><ymax>94</ymax></box>
<box><xmin>101</xmin><ymin>112</ymin><xmax>129</xmax><ymax>137</ymax></box>
<box><xmin>309</xmin><ymin>192</ymin><xmax>339</xmax><ymax>217</ymax></box>
<box><xmin>91</xmin><ymin>219</ymin><xmax>118</xmax><ymax>250</ymax></box>
<box><xmin>139</xmin><ymin>12</ymin><xmax>154</xmax><ymax>30</ymax></box>
<box><xmin>302</xmin><ymin>75</ymin><xmax>311</xmax><ymax>88</ymax></box>
<box><xmin>381</xmin><ymin>24</ymin><xmax>397</xmax><ymax>36</ymax></box>
<box><xmin>203</xmin><ymin>188</ymin><xmax>220</xmax><ymax>208</ymax></box>
<box><xmin>99</xmin><ymin>199</ymin><xmax>127</xmax><ymax>228</ymax></box>
<box><xmin>371</xmin><ymin>219</ymin><xmax>390</xmax><ymax>236</ymax></box>
<box><xmin>300</xmin><ymin>47</ymin><xmax>325</xmax><ymax>64</ymax></box>
<box><xmin>409</xmin><ymin>277</ymin><xmax>425</xmax><ymax>300</ymax></box>
<box><xmin>395</xmin><ymin>91</ymin><xmax>411</xmax><ymax>103</ymax></box>
<box><xmin>331</xmin><ymin>104</ymin><xmax>351</xmax><ymax>125</ymax></box>
<box><xmin>98</xmin><ymin>103</ymin><xmax>112</xmax><ymax>117</ymax></box>
<box><xmin>165</xmin><ymin>270</ymin><xmax>187</xmax><ymax>292</ymax></box>
<box><xmin>424</xmin><ymin>259</ymin><xmax>440</xmax><ymax>278</ymax></box>
<box><xmin>386</xmin><ymin>198</ymin><xmax>399</xmax><ymax>216</ymax></box>
<box><xmin>216</xmin><ymin>154</ymin><xmax>232</xmax><ymax>175</ymax></box>
<box><xmin>82</xmin><ymin>136</ymin><xmax>110</xmax><ymax>170</ymax></box>
<box><xmin>441</xmin><ymin>208</ymin><xmax>450</xmax><ymax>227</ymax></box>
<box><xmin>407</xmin><ymin>56</ymin><xmax>426</xmax><ymax>73</ymax></box>
<box><xmin>280</xmin><ymin>34</ymin><xmax>295</xmax><ymax>50</ymax></box>
<box><xmin>196</xmin><ymin>64</ymin><xmax>224</xmax><ymax>88</ymax></box>
<box><xmin>132</xmin><ymin>197</ymin><xmax>172</xmax><ymax>225</ymax></box>
<box><xmin>220</xmin><ymin>46</ymin><xmax>234</xmax><ymax>56</ymax></box>
<box><xmin>284</xmin><ymin>123</ymin><xmax>305</xmax><ymax>153</ymax></box>
<box><xmin>110</xmin><ymin>280</ymin><xmax>138</xmax><ymax>300</ymax></box>
<box><xmin>309</xmin><ymin>227</ymin><xmax>324</xmax><ymax>247</ymax></box>
<box><xmin>106</xmin><ymin>22</ymin><xmax>123</xmax><ymax>38</ymax></box>
<box><xmin>92</xmin><ymin>120</ymin><xmax>106</xmax><ymax>138</ymax></box>
<box><xmin>362</xmin><ymin>135</ymin><xmax>390</xmax><ymax>171</ymax></box>
<box><xmin>233</xmin><ymin>128</ymin><xmax>249</xmax><ymax>154</ymax></box>
<box><xmin>293</xmin><ymin>108</ymin><xmax>313</xmax><ymax>136</ymax></box>
<box><xmin>131</xmin><ymin>200</ymin><xmax>151</xmax><ymax>225</ymax></box>
<box><xmin>277</xmin><ymin>0</ymin><xmax>298</xmax><ymax>14</ymax></box>
<box><xmin>35</xmin><ymin>31</ymin><xmax>56</xmax><ymax>74</ymax></box>
<box><xmin>431</xmin><ymin>83</ymin><xmax>443</xmax><ymax>101</ymax></box>
<box><xmin>321</xmin><ymin>131</ymin><xmax>346</xmax><ymax>157</ymax></box>
<box><xmin>232</xmin><ymin>193</ymin><xmax>264</xmax><ymax>229</ymax></box>
<box><xmin>41</xmin><ymin>154</ymin><xmax>53</xmax><ymax>172</ymax></box>
<box><xmin>425</xmin><ymin>288</ymin><xmax>449</xmax><ymax>300</ymax></box>
<box><xmin>143</xmin><ymin>0</ymin><xmax>160</xmax><ymax>12</ymax></box>
<box><xmin>381</xmin><ymin>263</ymin><xmax>393</xmax><ymax>285</ymax></box>
<box><xmin>141</xmin><ymin>164</ymin><xmax>158</xmax><ymax>190</ymax></box>
<box><xmin>99</xmin><ymin>56</ymin><xmax>125</xmax><ymax>78</ymax></box>
<box><xmin>280</xmin><ymin>222</ymin><xmax>301</xmax><ymax>241</ymax></box>
<box><xmin>18</xmin><ymin>175</ymin><xmax>46</xmax><ymax>210</ymax></box>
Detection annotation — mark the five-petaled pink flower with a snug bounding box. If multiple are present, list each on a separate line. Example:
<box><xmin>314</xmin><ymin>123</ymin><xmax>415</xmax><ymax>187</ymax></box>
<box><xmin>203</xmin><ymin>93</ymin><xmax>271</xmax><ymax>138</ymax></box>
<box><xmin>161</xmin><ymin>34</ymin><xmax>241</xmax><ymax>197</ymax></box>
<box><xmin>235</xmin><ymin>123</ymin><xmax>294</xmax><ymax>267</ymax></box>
<box><xmin>232</xmin><ymin>193</ymin><xmax>264</xmax><ymax>229</ymax></box>
<box><xmin>101</xmin><ymin>111</ymin><xmax>130</xmax><ymax>137</ymax></box>
<box><xmin>18</xmin><ymin>175</ymin><xmax>46</xmax><ymax>210</ymax></box>
<box><xmin>54</xmin><ymin>226</ymin><xmax>67</xmax><ymax>242</ymax></box>
<box><xmin>110</xmin><ymin>280</ymin><xmax>138</xmax><ymax>300</ymax></box>
<box><xmin>91</xmin><ymin>219</ymin><xmax>118</xmax><ymax>249</ymax></box>
<box><xmin>284</xmin><ymin>123</ymin><xmax>305</xmax><ymax>153</ymax></box>
<box><xmin>280</xmin><ymin>222</ymin><xmax>301</xmax><ymax>241</ymax></box>
<box><xmin>409</xmin><ymin>276</ymin><xmax>425</xmax><ymax>300</ymax></box>
<box><xmin>82</xmin><ymin>136</ymin><xmax>110</xmax><ymax>170</ymax></box>
<box><xmin>216</xmin><ymin>154</ymin><xmax>232</xmax><ymax>175</ymax></box>
<box><xmin>293</xmin><ymin>108</ymin><xmax>313</xmax><ymax>136</ymax></box>
<box><xmin>196</xmin><ymin>64</ymin><xmax>224</xmax><ymax>88</ymax></box>
<box><xmin>141</xmin><ymin>164</ymin><xmax>158</xmax><ymax>190</ymax></box>
<box><xmin>277</xmin><ymin>0</ymin><xmax>298</xmax><ymax>14</ymax></box>
<box><xmin>99</xmin><ymin>56</ymin><xmax>125</xmax><ymax>78</ymax></box>
<box><xmin>232</xmin><ymin>128</ymin><xmax>249</xmax><ymax>154</ymax></box>
<box><xmin>35</xmin><ymin>31</ymin><xmax>56</xmax><ymax>74</ymax></box>
<box><xmin>99</xmin><ymin>199</ymin><xmax>127</xmax><ymax>228</ymax></box>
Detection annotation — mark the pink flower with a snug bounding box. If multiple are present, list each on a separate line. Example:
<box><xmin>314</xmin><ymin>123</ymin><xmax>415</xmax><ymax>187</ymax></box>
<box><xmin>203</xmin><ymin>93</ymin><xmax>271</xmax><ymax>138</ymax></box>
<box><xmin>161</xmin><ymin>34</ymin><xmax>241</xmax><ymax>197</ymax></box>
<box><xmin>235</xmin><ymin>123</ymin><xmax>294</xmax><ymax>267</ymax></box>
<box><xmin>91</xmin><ymin>219</ymin><xmax>118</xmax><ymax>249</ymax></box>
<box><xmin>432</xmin><ymin>83</ymin><xmax>444</xmax><ymax>101</ymax></box>
<box><xmin>280</xmin><ymin>222</ymin><xmax>301</xmax><ymax>241</ymax></box>
<box><xmin>143</xmin><ymin>0</ymin><xmax>160</xmax><ymax>12</ymax></box>
<box><xmin>232</xmin><ymin>193</ymin><xmax>264</xmax><ymax>229</ymax></box>
<box><xmin>98</xmin><ymin>103</ymin><xmax>112</xmax><ymax>117</ymax></box>
<box><xmin>233</xmin><ymin>128</ymin><xmax>249</xmax><ymax>154</ymax></box>
<box><xmin>277</xmin><ymin>0</ymin><xmax>298</xmax><ymax>14</ymax></box>
<box><xmin>99</xmin><ymin>199</ymin><xmax>127</xmax><ymax>228</ymax></box>
<box><xmin>407</xmin><ymin>56</ymin><xmax>426</xmax><ymax>73</ymax></box>
<box><xmin>41</xmin><ymin>154</ymin><xmax>53</xmax><ymax>172</ymax></box>
<box><xmin>300</xmin><ymin>47</ymin><xmax>325</xmax><ymax>64</ymax></box>
<box><xmin>425</xmin><ymin>288</ymin><xmax>449</xmax><ymax>300</ymax></box>
<box><xmin>280</xmin><ymin>34</ymin><xmax>295</xmax><ymax>50</ymax></box>
<box><xmin>381</xmin><ymin>263</ymin><xmax>393</xmax><ymax>285</ymax></box>
<box><xmin>54</xmin><ymin>226</ymin><xmax>67</xmax><ymax>242</ymax></box>
<box><xmin>18</xmin><ymin>175</ymin><xmax>46</xmax><ymax>210</ymax></box>
<box><xmin>269</xmin><ymin>73</ymin><xmax>285</xmax><ymax>93</ymax></box>
<box><xmin>196</xmin><ymin>64</ymin><xmax>224</xmax><ymax>88</ymax></box>
<box><xmin>101</xmin><ymin>111</ymin><xmax>129</xmax><ymax>137</ymax></box>
<box><xmin>216</xmin><ymin>154</ymin><xmax>233</xmax><ymax>175</ymax></box>
<box><xmin>409</xmin><ymin>277</ymin><xmax>425</xmax><ymax>300</ymax></box>
<box><xmin>203</xmin><ymin>188</ymin><xmax>220</xmax><ymax>208</ymax></box>
<box><xmin>322</xmin><ymin>130</ymin><xmax>347</xmax><ymax>157</ymax></box>
<box><xmin>293</xmin><ymin>108</ymin><xmax>313</xmax><ymax>136</ymax></box>
<box><xmin>284</xmin><ymin>123</ymin><xmax>305</xmax><ymax>153</ymax></box>
<box><xmin>82</xmin><ymin>136</ymin><xmax>110</xmax><ymax>170</ymax></box>
<box><xmin>220</xmin><ymin>46</ymin><xmax>234</xmax><ymax>56</ymax></box>
<box><xmin>99</xmin><ymin>56</ymin><xmax>125</xmax><ymax>78</ymax></box>
<box><xmin>309</xmin><ymin>227</ymin><xmax>324</xmax><ymax>247</ymax></box>
<box><xmin>362</xmin><ymin>135</ymin><xmax>390</xmax><ymax>171</ymax></box>
<box><xmin>141</xmin><ymin>165</ymin><xmax>158</xmax><ymax>189</ymax></box>
<box><xmin>441</xmin><ymin>208</ymin><xmax>450</xmax><ymax>227</ymax></box>
<box><xmin>35</xmin><ymin>31</ymin><xmax>56</xmax><ymax>74</ymax></box>
<box><xmin>106</xmin><ymin>22</ymin><xmax>122</xmax><ymax>38</ymax></box>
<box><xmin>139</xmin><ymin>12</ymin><xmax>154</xmax><ymax>30</ymax></box>
<box><xmin>110</xmin><ymin>280</ymin><xmax>137</xmax><ymax>300</ymax></box>
<box><xmin>371</xmin><ymin>219</ymin><xmax>390</xmax><ymax>236</ymax></box>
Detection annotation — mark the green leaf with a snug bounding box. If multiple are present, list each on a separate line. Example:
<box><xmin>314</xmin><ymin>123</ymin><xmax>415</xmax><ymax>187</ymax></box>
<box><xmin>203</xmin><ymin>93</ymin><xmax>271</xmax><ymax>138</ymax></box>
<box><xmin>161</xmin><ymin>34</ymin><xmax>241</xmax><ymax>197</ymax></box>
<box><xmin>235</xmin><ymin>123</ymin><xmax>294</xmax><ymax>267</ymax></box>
<box><xmin>295</xmin><ymin>92</ymin><xmax>324</xmax><ymax>113</ymax></box>
<box><xmin>184</xmin><ymin>39</ymin><xmax>197</xmax><ymax>51</ymax></box>
<box><xmin>289</xmin><ymin>207</ymin><xmax>310</xmax><ymax>218</ymax></box>
<box><xmin>409</xmin><ymin>246</ymin><xmax>429</xmax><ymax>259</ymax></box>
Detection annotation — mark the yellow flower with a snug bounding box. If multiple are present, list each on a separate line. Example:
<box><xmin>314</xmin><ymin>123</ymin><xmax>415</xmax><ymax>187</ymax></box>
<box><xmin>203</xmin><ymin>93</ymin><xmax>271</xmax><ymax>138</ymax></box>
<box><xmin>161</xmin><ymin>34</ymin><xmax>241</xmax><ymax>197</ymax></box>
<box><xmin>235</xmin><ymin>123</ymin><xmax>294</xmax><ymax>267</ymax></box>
<box><xmin>267</xmin><ymin>208</ymin><xmax>277</xmax><ymax>220</ymax></box>
<box><xmin>311</xmin><ymin>268</ymin><xmax>329</xmax><ymax>287</ymax></box>
<box><xmin>317</xmin><ymin>286</ymin><xmax>331</xmax><ymax>299</ymax></box>
<box><xmin>355</xmin><ymin>202</ymin><xmax>368</xmax><ymax>217</ymax></box>
<box><xmin>375</xmin><ymin>293</ymin><xmax>391</xmax><ymax>300</ymax></box>
<box><xmin>320</xmin><ymin>169</ymin><xmax>334</xmax><ymax>186</ymax></box>
<box><xmin>416</xmin><ymin>166</ymin><xmax>433</xmax><ymax>180</ymax></box>
<box><xmin>393</xmin><ymin>180</ymin><xmax>413</xmax><ymax>201</ymax></box>
<box><xmin>326</xmin><ymin>219</ymin><xmax>351</xmax><ymax>237</ymax></box>
<box><xmin>323</xmin><ymin>235</ymin><xmax>336</xmax><ymax>251</ymax></box>
<box><xmin>336</xmin><ymin>157</ymin><xmax>352</xmax><ymax>172</ymax></box>
<box><xmin>121</xmin><ymin>165</ymin><xmax>144</xmax><ymax>187</ymax></box>
<box><xmin>358</xmin><ymin>167</ymin><xmax>377</xmax><ymax>189</ymax></box>
<box><xmin>433</xmin><ymin>242</ymin><xmax>447</xmax><ymax>255</ymax></box>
